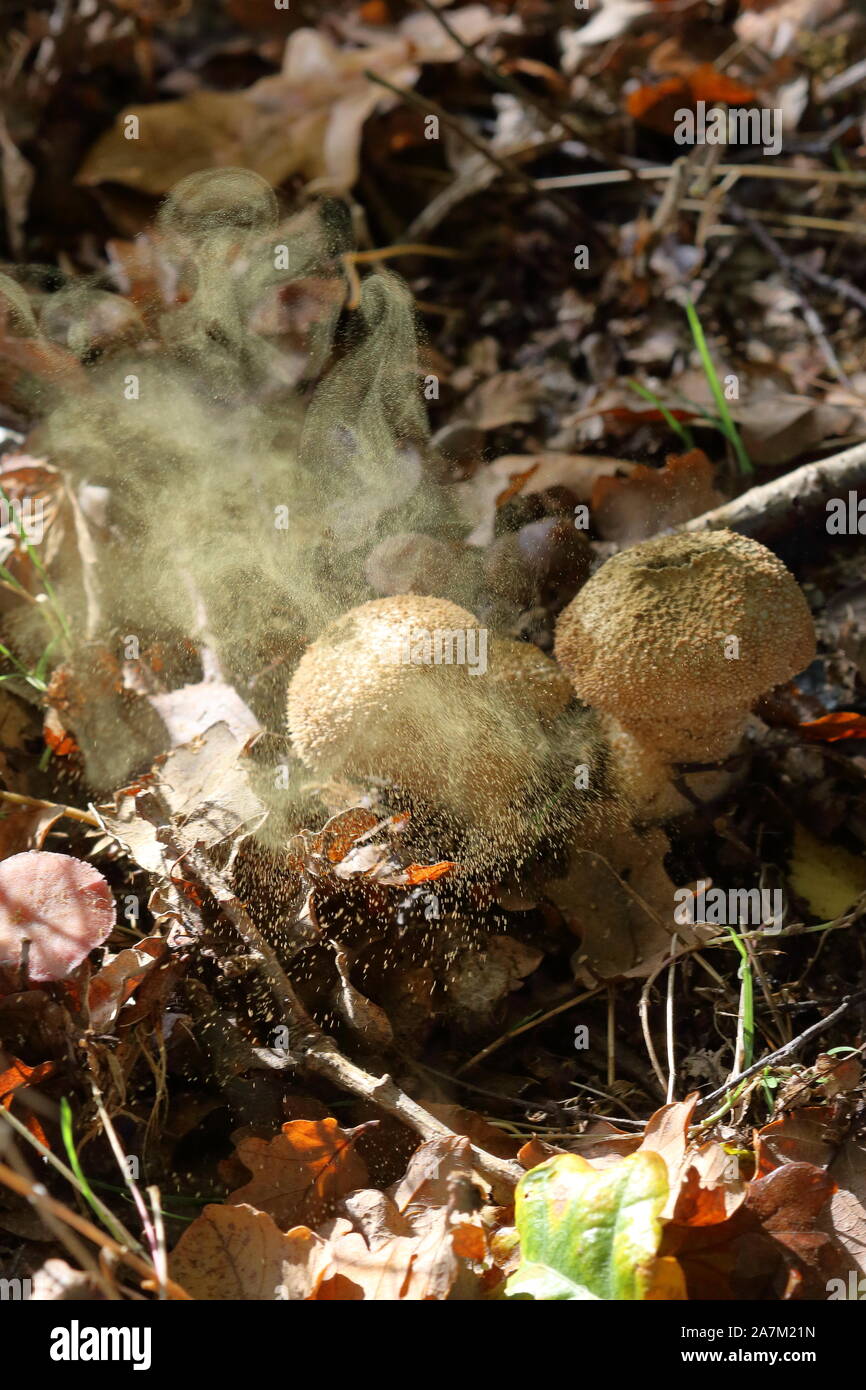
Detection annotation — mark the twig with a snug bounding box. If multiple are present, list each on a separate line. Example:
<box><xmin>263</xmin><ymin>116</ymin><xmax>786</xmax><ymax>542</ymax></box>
<box><xmin>90</xmin><ymin>1079</ymin><xmax>164</xmax><ymax>1293</ymax></box>
<box><xmin>606</xmin><ymin>985</ymin><xmax>616</xmax><ymax>1090</ymax></box>
<box><xmin>694</xmin><ymin>988</ymin><xmax>866</xmax><ymax>1115</ymax></box>
<box><xmin>537</xmin><ymin>164</ymin><xmax>866</xmax><ymax>191</ymax></box>
<box><xmin>681</xmin><ymin>438</ymin><xmax>866</xmax><ymax>539</ymax></box>
<box><xmin>665</xmin><ymin>963</ymin><xmax>676</xmax><ymax>1104</ymax></box>
<box><xmin>0</xmin><ymin>1160</ymin><xmax>191</xmax><ymax>1299</ymax></box>
<box><xmin>363</xmin><ymin>69</ymin><xmax>599</xmax><ymax>242</ymax></box>
<box><xmin>410</xmin><ymin>0</ymin><xmax>628</xmax><ymax>171</ymax></box>
<box><xmin>726</xmin><ymin>205</ymin><xmax>866</xmax><ymax>315</ymax></box>
<box><xmin>724</xmin><ymin>205</ymin><xmax>854</xmax><ymax>386</ymax></box>
<box><xmin>0</xmin><ymin>787</ymin><xmax>100</xmax><ymax>827</ymax></box>
<box><xmin>166</xmin><ymin>829</ymin><xmax>522</xmax><ymax>1198</ymax></box>
<box><xmin>456</xmin><ymin>986</ymin><xmax>601</xmax><ymax>1074</ymax></box>
<box><xmin>341</xmin><ymin>244</ymin><xmax>466</xmax><ymax>310</ymax></box>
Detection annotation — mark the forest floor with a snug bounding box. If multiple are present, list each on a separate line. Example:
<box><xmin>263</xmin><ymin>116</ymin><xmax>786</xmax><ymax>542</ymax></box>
<box><xmin>2</xmin><ymin>0</ymin><xmax>866</xmax><ymax>1303</ymax></box>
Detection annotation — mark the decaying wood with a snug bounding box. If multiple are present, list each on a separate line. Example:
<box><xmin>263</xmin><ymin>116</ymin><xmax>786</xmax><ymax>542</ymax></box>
<box><xmin>681</xmin><ymin>438</ymin><xmax>866</xmax><ymax>539</ymax></box>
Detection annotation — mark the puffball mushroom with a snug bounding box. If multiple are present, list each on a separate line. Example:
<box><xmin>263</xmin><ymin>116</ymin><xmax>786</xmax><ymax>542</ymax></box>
<box><xmin>486</xmin><ymin>637</ymin><xmax>574</xmax><ymax>726</ymax></box>
<box><xmin>554</xmin><ymin>530</ymin><xmax>816</xmax><ymax>813</ymax></box>
<box><xmin>0</xmin><ymin>851</ymin><xmax>115</xmax><ymax>984</ymax></box>
<box><xmin>287</xmin><ymin>596</ymin><xmax>597</xmax><ymax>862</ymax></box>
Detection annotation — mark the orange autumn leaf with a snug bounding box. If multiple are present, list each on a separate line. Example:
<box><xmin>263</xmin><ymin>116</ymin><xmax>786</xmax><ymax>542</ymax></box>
<box><xmin>495</xmin><ymin>462</ymin><xmax>539</xmax><ymax>509</ymax></box>
<box><xmin>628</xmin><ymin>64</ymin><xmax>757</xmax><ymax>134</ymax></box>
<box><xmin>627</xmin><ymin>74</ymin><xmax>688</xmax><ymax>122</ymax></box>
<box><xmin>605</xmin><ymin>406</ymin><xmax>700</xmax><ymax>426</ymax></box>
<box><xmin>0</xmin><ymin>1056</ymin><xmax>55</xmax><ymax>1146</ymax></box>
<box><xmin>359</xmin><ymin>0</ymin><xmax>390</xmax><ymax>21</ymax></box>
<box><xmin>227</xmin><ymin>1117</ymin><xmax>371</xmax><ymax>1230</ymax></box>
<box><xmin>0</xmin><ymin>1057</ymin><xmax>55</xmax><ymax>1103</ymax></box>
<box><xmin>798</xmin><ymin>712</ymin><xmax>866</xmax><ymax>742</ymax></box>
<box><xmin>404</xmin><ymin>860</ymin><xmax>455</xmax><ymax>885</ymax></box>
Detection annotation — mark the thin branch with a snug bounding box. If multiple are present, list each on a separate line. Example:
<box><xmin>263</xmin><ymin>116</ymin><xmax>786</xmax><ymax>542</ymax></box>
<box><xmin>165</xmin><ymin>828</ymin><xmax>523</xmax><ymax>1198</ymax></box>
<box><xmin>681</xmin><ymin>438</ymin><xmax>866</xmax><ymax>539</ymax></box>
<box><xmin>537</xmin><ymin>164</ymin><xmax>866</xmax><ymax>191</ymax></box>
<box><xmin>0</xmin><ymin>787</ymin><xmax>100</xmax><ymax>827</ymax></box>
<box><xmin>363</xmin><ymin>69</ymin><xmax>600</xmax><ymax>242</ymax></box>
<box><xmin>694</xmin><ymin>988</ymin><xmax>866</xmax><ymax>1115</ymax></box>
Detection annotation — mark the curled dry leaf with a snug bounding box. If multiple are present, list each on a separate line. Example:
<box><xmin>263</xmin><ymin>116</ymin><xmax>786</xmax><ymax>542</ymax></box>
<box><xmin>0</xmin><ymin>1054</ymin><xmax>55</xmax><ymax>1145</ymax></box>
<box><xmin>86</xmin><ymin>935</ymin><xmax>168</xmax><ymax>1033</ymax></box>
<box><xmin>331</xmin><ymin>942</ymin><xmax>395</xmax><ymax>1051</ymax></box>
<box><xmin>591</xmin><ymin>450</ymin><xmax>724</xmax><ymax>543</ymax></box>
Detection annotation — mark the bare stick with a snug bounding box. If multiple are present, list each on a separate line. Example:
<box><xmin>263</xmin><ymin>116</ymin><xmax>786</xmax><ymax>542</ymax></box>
<box><xmin>538</xmin><ymin>164</ymin><xmax>866</xmax><ymax>191</ymax></box>
<box><xmin>0</xmin><ymin>788</ymin><xmax>99</xmax><ymax>826</ymax></box>
<box><xmin>363</xmin><ymin>70</ymin><xmax>599</xmax><ymax>242</ymax></box>
<box><xmin>694</xmin><ymin>988</ymin><xmax>866</xmax><ymax>1115</ymax></box>
<box><xmin>681</xmin><ymin>439</ymin><xmax>866</xmax><ymax>539</ymax></box>
<box><xmin>168</xmin><ymin>831</ymin><xmax>523</xmax><ymax>1197</ymax></box>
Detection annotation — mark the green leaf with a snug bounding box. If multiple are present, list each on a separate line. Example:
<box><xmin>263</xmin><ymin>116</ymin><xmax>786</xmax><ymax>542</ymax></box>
<box><xmin>504</xmin><ymin>1151</ymin><xmax>670</xmax><ymax>1301</ymax></box>
<box><xmin>505</xmin><ymin>1262</ymin><xmax>599</xmax><ymax>1300</ymax></box>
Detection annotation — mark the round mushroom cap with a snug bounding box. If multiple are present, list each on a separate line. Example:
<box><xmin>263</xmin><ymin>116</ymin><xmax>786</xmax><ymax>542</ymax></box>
<box><xmin>554</xmin><ymin>530</ymin><xmax>815</xmax><ymax>761</ymax></box>
<box><xmin>487</xmin><ymin>639</ymin><xmax>574</xmax><ymax>725</ymax></box>
<box><xmin>287</xmin><ymin>596</ymin><xmax>552</xmax><ymax>831</ymax></box>
<box><xmin>0</xmin><ymin>851</ymin><xmax>115</xmax><ymax>983</ymax></box>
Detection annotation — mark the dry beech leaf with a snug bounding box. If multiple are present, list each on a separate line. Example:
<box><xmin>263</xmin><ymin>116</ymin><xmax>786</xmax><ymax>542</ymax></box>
<box><xmin>755</xmin><ymin>1107</ymin><xmax>837</xmax><ymax>1174</ymax></box>
<box><xmin>78</xmin><ymin>9</ymin><xmax>519</xmax><ymax>198</ymax></box>
<box><xmin>319</xmin><ymin>1203</ymin><xmax>481</xmax><ymax>1300</ymax></box>
<box><xmin>461</xmin><ymin>372</ymin><xmax>539</xmax><ymax>431</ymax></box>
<box><xmin>0</xmin><ymin>805</ymin><xmax>65</xmax><ymax>860</ymax></box>
<box><xmin>817</xmin><ymin>1141</ymin><xmax>866</xmax><ymax>1275</ymax></box>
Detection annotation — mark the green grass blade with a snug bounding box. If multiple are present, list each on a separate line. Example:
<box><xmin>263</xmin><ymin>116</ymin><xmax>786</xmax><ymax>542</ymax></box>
<box><xmin>684</xmin><ymin>298</ymin><xmax>753</xmax><ymax>477</ymax></box>
<box><xmin>625</xmin><ymin>379</ymin><xmax>696</xmax><ymax>450</ymax></box>
<box><xmin>59</xmin><ymin>1097</ymin><xmax>131</xmax><ymax>1246</ymax></box>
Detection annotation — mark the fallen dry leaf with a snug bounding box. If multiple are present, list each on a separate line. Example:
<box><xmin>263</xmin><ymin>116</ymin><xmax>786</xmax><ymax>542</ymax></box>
<box><xmin>591</xmin><ymin>450</ymin><xmax>724</xmax><ymax>542</ymax></box>
<box><xmin>87</xmin><ymin>935</ymin><xmax>167</xmax><ymax>1033</ymax></box>
<box><xmin>227</xmin><ymin>1117</ymin><xmax>371</xmax><ymax>1229</ymax></box>
<box><xmin>170</xmin><ymin>1202</ymin><xmax>331</xmax><ymax>1300</ymax></box>
<box><xmin>78</xmin><ymin>9</ymin><xmax>519</xmax><ymax>197</ymax></box>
